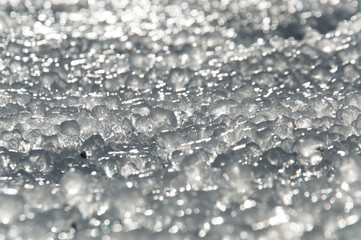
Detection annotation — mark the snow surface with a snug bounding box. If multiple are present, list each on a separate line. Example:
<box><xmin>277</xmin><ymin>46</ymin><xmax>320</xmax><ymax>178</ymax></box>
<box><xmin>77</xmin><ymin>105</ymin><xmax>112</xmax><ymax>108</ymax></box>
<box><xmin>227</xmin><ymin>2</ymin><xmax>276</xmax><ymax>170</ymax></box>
<box><xmin>1</xmin><ymin>0</ymin><xmax>361</xmax><ymax>239</ymax></box>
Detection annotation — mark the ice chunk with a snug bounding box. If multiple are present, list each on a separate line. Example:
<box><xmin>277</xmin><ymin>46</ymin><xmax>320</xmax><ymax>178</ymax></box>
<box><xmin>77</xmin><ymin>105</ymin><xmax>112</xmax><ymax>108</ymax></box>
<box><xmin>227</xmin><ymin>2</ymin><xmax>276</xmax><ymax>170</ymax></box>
<box><xmin>23</xmin><ymin>150</ymin><xmax>54</xmax><ymax>173</ymax></box>
<box><xmin>230</xmin><ymin>142</ymin><xmax>262</xmax><ymax>164</ymax></box>
<box><xmin>262</xmin><ymin>147</ymin><xmax>292</xmax><ymax>166</ymax></box>
<box><xmin>60</xmin><ymin>171</ymin><xmax>89</xmax><ymax>204</ymax></box>
<box><xmin>60</xmin><ymin>170</ymin><xmax>108</xmax><ymax>218</ymax></box>
<box><xmin>0</xmin><ymin>147</ymin><xmax>21</xmax><ymax>173</ymax></box>
<box><xmin>273</xmin><ymin>116</ymin><xmax>295</xmax><ymax>139</ymax></box>
<box><xmin>150</xmin><ymin>107</ymin><xmax>177</xmax><ymax>129</ymax></box>
<box><xmin>209</xmin><ymin>100</ymin><xmax>237</xmax><ymax>119</ymax></box>
<box><xmin>120</xmin><ymin>162</ymin><xmax>139</xmax><ymax>178</ymax></box>
<box><xmin>295</xmin><ymin>116</ymin><xmax>313</xmax><ymax>129</ymax></box>
<box><xmin>337</xmin><ymin>106</ymin><xmax>360</xmax><ymax>125</ymax></box>
<box><xmin>60</xmin><ymin>120</ymin><xmax>81</xmax><ymax>136</ymax></box>
<box><xmin>130</xmin><ymin>103</ymin><xmax>152</xmax><ymax>117</ymax></box>
<box><xmin>133</xmin><ymin>115</ymin><xmax>155</xmax><ymax>135</ymax></box>
<box><xmin>91</xmin><ymin>105</ymin><xmax>110</xmax><ymax>120</ymax></box>
<box><xmin>353</xmin><ymin>114</ymin><xmax>361</xmax><ymax>135</ymax></box>
<box><xmin>81</xmin><ymin>134</ymin><xmax>105</xmax><ymax>159</ymax></box>
<box><xmin>99</xmin><ymin>158</ymin><xmax>120</xmax><ymax>178</ymax></box>
<box><xmin>233</xmin><ymin>98</ymin><xmax>260</xmax><ymax>118</ymax></box>
<box><xmin>292</xmin><ymin>136</ymin><xmax>326</xmax><ymax>166</ymax></box>
<box><xmin>156</xmin><ymin>131</ymin><xmax>184</xmax><ymax>152</ymax></box>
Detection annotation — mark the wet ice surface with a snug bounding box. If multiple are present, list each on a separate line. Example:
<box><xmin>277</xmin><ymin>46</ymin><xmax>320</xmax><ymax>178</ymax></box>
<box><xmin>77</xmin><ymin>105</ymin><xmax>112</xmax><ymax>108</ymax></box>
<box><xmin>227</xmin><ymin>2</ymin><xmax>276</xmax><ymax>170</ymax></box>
<box><xmin>1</xmin><ymin>0</ymin><xmax>361</xmax><ymax>239</ymax></box>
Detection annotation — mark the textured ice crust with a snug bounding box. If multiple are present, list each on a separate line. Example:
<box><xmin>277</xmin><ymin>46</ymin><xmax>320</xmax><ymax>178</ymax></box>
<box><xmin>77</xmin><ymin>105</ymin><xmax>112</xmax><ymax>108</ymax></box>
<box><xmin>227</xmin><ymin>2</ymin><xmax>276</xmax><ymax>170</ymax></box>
<box><xmin>1</xmin><ymin>0</ymin><xmax>361</xmax><ymax>239</ymax></box>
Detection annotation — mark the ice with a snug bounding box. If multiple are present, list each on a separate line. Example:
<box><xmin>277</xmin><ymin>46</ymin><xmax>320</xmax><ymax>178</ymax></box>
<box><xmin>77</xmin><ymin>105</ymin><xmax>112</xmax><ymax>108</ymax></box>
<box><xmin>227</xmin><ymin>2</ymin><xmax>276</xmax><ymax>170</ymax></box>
<box><xmin>149</xmin><ymin>107</ymin><xmax>177</xmax><ymax>130</ymax></box>
<box><xmin>209</xmin><ymin>100</ymin><xmax>237</xmax><ymax>119</ymax></box>
<box><xmin>273</xmin><ymin>116</ymin><xmax>295</xmax><ymax>139</ymax></box>
<box><xmin>120</xmin><ymin>162</ymin><xmax>139</xmax><ymax>178</ymax></box>
<box><xmin>60</xmin><ymin>170</ymin><xmax>108</xmax><ymax>219</ymax></box>
<box><xmin>292</xmin><ymin>136</ymin><xmax>326</xmax><ymax>166</ymax></box>
<box><xmin>222</xmin><ymin>163</ymin><xmax>254</xmax><ymax>195</ymax></box>
<box><xmin>60</xmin><ymin>120</ymin><xmax>81</xmax><ymax>136</ymax></box>
<box><xmin>110</xmin><ymin>187</ymin><xmax>145</xmax><ymax>219</ymax></box>
<box><xmin>81</xmin><ymin>135</ymin><xmax>105</xmax><ymax>160</ymax></box>
<box><xmin>1</xmin><ymin>0</ymin><xmax>361</xmax><ymax>239</ymax></box>
<box><xmin>263</xmin><ymin>147</ymin><xmax>292</xmax><ymax>166</ymax></box>
<box><xmin>0</xmin><ymin>194</ymin><xmax>24</xmax><ymax>225</ymax></box>
<box><xmin>23</xmin><ymin>185</ymin><xmax>66</xmax><ymax>212</ymax></box>
<box><xmin>99</xmin><ymin>158</ymin><xmax>119</xmax><ymax>178</ymax></box>
<box><xmin>130</xmin><ymin>103</ymin><xmax>151</xmax><ymax>117</ymax></box>
<box><xmin>353</xmin><ymin>115</ymin><xmax>361</xmax><ymax>134</ymax></box>
<box><xmin>23</xmin><ymin>150</ymin><xmax>54</xmax><ymax>173</ymax></box>
<box><xmin>60</xmin><ymin>171</ymin><xmax>89</xmax><ymax>202</ymax></box>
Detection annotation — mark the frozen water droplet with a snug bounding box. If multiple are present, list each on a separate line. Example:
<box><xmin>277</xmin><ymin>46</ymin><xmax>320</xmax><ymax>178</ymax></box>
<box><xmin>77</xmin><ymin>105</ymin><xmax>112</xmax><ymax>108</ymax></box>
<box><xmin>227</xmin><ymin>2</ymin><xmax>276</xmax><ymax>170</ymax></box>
<box><xmin>156</xmin><ymin>132</ymin><xmax>184</xmax><ymax>152</ymax></box>
<box><xmin>130</xmin><ymin>103</ymin><xmax>152</xmax><ymax>117</ymax></box>
<box><xmin>60</xmin><ymin>120</ymin><xmax>80</xmax><ymax>136</ymax></box>
<box><xmin>273</xmin><ymin>116</ymin><xmax>295</xmax><ymax>139</ymax></box>
<box><xmin>309</xmin><ymin>97</ymin><xmax>333</xmax><ymax>118</ymax></box>
<box><xmin>134</xmin><ymin>116</ymin><xmax>155</xmax><ymax>135</ymax></box>
<box><xmin>81</xmin><ymin>135</ymin><xmax>105</xmax><ymax>159</ymax></box>
<box><xmin>23</xmin><ymin>150</ymin><xmax>54</xmax><ymax>173</ymax></box>
<box><xmin>337</xmin><ymin>106</ymin><xmax>360</xmax><ymax>125</ymax></box>
<box><xmin>295</xmin><ymin>116</ymin><xmax>312</xmax><ymax>129</ymax></box>
<box><xmin>120</xmin><ymin>162</ymin><xmax>139</xmax><ymax>178</ymax></box>
<box><xmin>91</xmin><ymin>105</ymin><xmax>110</xmax><ymax>120</ymax></box>
<box><xmin>99</xmin><ymin>158</ymin><xmax>119</xmax><ymax>178</ymax></box>
<box><xmin>209</xmin><ymin>100</ymin><xmax>237</xmax><ymax>119</ymax></box>
<box><xmin>0</xmin><ymin>148</ymin><xmax>20</xmax><ymax>173</ymax></box>
<box><xmin>262</xmin><ymin>147</ymin><xmax>291</xmax><ymax>166</ymax></box>
<box><xmin>60</xmin><ymin>171</ymin><xmax>88</xmax><ymax>199</ymax></box>
<box><xmin>292</xmin><ymin>136</ymin><xmax>326</xmax><ymax>166</ymax></box>
<box><xmin>354</xmin><ymin>115</ymin><xmax>361</xmax><ymax>135</ymax></box>
<box><xmin>150</xmin><ymin>107</ymin><xmax>177</xmax><ymax>129</ymax></box>
<box><xmin>233</xmin><ymin>98</ymin><xmax>260</xmax><ymax>118</ymax></box>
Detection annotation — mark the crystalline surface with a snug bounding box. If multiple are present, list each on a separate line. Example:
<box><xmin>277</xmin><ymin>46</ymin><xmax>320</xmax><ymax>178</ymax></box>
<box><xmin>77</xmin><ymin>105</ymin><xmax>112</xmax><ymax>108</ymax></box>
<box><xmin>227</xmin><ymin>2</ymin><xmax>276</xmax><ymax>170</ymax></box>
<box><xmin>1</xmin><ymin>0</ymin><xmax>361</xmax><ymax>239</ymax></box>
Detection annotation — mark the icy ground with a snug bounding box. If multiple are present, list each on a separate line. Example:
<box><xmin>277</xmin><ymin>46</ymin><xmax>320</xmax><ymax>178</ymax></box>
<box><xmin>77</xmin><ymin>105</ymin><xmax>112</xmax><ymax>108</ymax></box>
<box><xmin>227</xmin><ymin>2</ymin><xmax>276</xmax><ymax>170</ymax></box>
<box><xmin>1</xmin><ymin>0</ymin><xmax>361</xmax><ymax>239</ymax></box>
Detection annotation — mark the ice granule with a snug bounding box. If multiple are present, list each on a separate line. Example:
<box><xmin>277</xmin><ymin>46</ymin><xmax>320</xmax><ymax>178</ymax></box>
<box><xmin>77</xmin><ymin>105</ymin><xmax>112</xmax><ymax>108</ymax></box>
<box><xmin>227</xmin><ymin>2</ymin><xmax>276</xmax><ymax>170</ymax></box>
<box><xmin>1</xmin><ymin>0</ymin><xmax>361</xmax><ymax>239</ymax></box>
